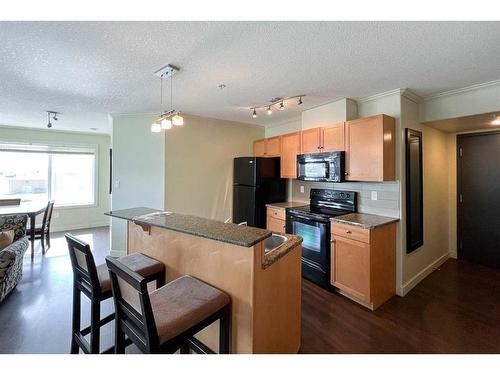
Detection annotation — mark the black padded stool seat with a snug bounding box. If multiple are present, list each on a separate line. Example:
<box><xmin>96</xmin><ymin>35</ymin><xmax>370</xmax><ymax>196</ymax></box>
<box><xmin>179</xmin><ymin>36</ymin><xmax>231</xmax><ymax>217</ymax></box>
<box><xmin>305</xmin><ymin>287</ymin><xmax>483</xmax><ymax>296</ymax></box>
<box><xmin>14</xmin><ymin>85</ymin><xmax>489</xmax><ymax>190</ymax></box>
<box><xmin>65</xmin><ymin>233</ymin><xmax>165</xmax><ymax>354</ymax></box>
<box><xmin>96</xmin><ymin>253</ymin><xmax>165</xmax><ymax>293</ymax></box>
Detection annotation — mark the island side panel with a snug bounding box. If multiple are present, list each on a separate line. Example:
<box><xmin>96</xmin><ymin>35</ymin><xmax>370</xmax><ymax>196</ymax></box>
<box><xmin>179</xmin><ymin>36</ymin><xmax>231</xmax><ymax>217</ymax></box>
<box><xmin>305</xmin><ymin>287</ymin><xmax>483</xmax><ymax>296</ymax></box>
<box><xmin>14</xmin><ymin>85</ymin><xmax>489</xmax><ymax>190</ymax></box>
<box><xmin>252</xmin><ymin>242</ymin><xmax>302</xmax><ymax>353</ymax></box>
<box><xmin>127</xmin><ymin>222</ymin><xmax>255</xmax><ymax>353</ymax></box>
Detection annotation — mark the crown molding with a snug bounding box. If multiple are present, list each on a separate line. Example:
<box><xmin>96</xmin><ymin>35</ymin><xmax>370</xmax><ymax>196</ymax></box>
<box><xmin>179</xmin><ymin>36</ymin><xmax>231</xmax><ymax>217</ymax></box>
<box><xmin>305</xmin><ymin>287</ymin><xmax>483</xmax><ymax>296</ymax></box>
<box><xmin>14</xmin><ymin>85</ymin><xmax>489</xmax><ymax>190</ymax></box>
<box><xmin>356</xmin><ymin>88</ymin><xmax>404</xmax><ymax>103</ymax></box>
<box><xmin>422</xmin><ymin>79</ymin><xmax>500</xmax><ymax>101</ymax></box>
<box><xmin>401</xmin><ymin>89</ymin><xmax>423</xmax><ymax>104</ymax></box>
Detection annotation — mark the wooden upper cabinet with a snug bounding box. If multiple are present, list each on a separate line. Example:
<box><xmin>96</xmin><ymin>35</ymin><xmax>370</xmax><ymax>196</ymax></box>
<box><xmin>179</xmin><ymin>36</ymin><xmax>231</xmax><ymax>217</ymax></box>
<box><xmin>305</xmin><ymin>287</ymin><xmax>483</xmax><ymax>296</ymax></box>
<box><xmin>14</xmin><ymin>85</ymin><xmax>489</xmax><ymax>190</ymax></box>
<box><xmin>280</xmin><ymin>132</ymin><xmax>301</xmax><ymax>179</ymax></box>
<box><xmin>253</xmin><ymin>137</ymin><xmax>281</xmax><ymax>157</ymax></box>
<box><xmin>345</xmin><ymin>114</ymin><xmax>395</xmax><ymax>182</ymax></box>
<box><xmin>265</xmin><ymin>136</ymin><xmax>281</xmax><ymax>157</ymax></box>
<box><xmin>322</xmin><ymin>122</ymin><xmax>345</xmax><ymax>152</ymax></box>
<box><xmin>301</xmin><ymin>128</ymin><xmax>322</xmax><ymax>154</ymax></box>
<box><xmin>301</xmin><ymin>123</ymin><xmax>345</xmax><ymax>154</ymax></box>
<box><xmin>253</xmin><ymin>139</ymin><xmax>266</xmax><ymax>157</ymax></box>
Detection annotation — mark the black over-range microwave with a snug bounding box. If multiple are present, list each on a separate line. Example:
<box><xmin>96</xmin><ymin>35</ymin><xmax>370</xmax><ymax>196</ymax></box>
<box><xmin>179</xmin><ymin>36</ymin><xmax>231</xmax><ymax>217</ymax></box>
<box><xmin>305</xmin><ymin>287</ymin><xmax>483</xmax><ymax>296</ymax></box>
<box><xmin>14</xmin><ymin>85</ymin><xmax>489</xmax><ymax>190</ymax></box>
<box><xmin>296</xmin><ymin>151</ymin><xmax>345</xmax><ymax>182</ymax></box>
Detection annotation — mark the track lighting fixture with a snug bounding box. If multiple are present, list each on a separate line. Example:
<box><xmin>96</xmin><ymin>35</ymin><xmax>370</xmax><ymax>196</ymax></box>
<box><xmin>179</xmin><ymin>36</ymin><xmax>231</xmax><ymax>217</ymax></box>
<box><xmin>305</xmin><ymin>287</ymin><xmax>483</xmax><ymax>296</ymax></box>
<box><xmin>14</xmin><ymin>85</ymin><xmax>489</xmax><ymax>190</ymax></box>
<box><xmin>151</xmin><ymin>64</ymin><xmax>184</xmax><ymax>133</ymax></box>
<box><xmin>46</xmin><ymin>111</ymin><xmax>59</xmax><ymax>128</ymax></box>
<box><xmin>248</xmin><ymin>94</ymin><xmax>305</xmax><ymax>118</ymax></box>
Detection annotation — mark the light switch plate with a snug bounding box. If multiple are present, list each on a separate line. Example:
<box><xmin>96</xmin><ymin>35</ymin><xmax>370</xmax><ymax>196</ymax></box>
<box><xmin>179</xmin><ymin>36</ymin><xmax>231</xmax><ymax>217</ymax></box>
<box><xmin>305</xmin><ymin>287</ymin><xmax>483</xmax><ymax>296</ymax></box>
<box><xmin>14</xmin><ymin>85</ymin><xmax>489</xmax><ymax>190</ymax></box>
<box><xmin>114</xmin><ymin>180</ymin><xmax>120</xmax><ymax>188</ymax></box>
<box><xmin>300</xmin><ymin>185</ymin><xmax>305</xmax><ymax>193</ymax></box>
<box><xmin>371</xmin><ymin>191</ymin><xmax>378</xmax><ymax>200</ymax></box>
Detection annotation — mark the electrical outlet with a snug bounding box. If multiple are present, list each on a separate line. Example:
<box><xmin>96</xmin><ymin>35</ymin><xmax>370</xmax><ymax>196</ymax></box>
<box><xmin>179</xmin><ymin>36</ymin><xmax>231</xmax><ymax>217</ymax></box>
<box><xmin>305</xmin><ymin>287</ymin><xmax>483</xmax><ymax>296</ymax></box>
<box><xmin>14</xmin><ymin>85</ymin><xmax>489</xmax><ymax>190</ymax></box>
<box><xmin>114</xmin><ymin>180</ymin><xmax>120</xmax><ymax>188</ymax></box>
<box><xmin>371</xmin><ymin>191</ymin><xmax>378</xmax><ymax>201</ymax></box>
<box><xmin>53</xmin><ymin>212</ymin><xmax>59</xmax><ymax>219</ymax></box>
<box><xmin>300</xmin><ymin>185</ymin><xmax>305</xmax><ymax>193</ymax></box>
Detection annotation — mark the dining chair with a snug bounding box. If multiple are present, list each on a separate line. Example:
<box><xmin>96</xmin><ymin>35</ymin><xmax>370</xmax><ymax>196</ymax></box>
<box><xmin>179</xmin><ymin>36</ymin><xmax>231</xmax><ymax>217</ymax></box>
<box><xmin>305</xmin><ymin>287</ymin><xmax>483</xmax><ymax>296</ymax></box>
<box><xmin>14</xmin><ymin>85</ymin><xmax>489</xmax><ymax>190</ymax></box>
<box><xmin>106</xmin><ymin>256</ymin><xmax>231</xmax><ymax>354</ymax></box>
<box><xmin>30</xmin><ymin>200</ymin><xmax>54</xmax><ymax>254</ymax></box>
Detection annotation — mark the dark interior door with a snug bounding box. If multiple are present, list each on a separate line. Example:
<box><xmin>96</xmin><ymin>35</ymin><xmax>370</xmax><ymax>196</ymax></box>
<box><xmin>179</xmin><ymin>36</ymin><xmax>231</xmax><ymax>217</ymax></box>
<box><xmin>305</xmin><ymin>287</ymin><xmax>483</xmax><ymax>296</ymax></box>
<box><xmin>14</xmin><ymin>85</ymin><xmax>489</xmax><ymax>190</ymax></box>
<box><xmin>458</xmin><ymin>131</ymin><xmax>500</xmax><ymax>268</ymax></box>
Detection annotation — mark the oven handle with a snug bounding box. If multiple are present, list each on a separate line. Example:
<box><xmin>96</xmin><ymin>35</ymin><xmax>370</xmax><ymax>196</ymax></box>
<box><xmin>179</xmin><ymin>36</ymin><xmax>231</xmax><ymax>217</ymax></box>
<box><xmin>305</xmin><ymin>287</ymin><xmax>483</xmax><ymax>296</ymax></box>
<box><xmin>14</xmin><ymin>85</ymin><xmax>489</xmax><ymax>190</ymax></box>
<box><xmin>287</xmin><ymin>212</ymin><xmax>330</xmax><ymax>223</ymax></box>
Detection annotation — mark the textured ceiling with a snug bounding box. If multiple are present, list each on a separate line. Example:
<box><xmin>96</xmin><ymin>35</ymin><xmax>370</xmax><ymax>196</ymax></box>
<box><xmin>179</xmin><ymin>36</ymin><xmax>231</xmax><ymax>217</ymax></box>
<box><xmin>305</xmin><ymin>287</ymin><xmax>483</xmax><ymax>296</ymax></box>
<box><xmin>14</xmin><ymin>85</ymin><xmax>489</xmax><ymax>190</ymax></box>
<box><xmin>1</xmin><ymin>21</ymin><xmax>500</xmax><ymax>134</ymax></box>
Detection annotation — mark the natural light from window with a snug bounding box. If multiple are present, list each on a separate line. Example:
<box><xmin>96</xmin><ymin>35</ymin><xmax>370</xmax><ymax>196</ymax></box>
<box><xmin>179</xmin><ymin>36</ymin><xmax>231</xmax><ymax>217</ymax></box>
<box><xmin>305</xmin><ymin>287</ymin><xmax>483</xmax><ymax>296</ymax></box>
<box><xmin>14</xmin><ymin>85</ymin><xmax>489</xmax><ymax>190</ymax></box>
<box><xmin>0</xmin><ymin>144</ymin><xmax>96</xmax><ymax>207</ymax></box>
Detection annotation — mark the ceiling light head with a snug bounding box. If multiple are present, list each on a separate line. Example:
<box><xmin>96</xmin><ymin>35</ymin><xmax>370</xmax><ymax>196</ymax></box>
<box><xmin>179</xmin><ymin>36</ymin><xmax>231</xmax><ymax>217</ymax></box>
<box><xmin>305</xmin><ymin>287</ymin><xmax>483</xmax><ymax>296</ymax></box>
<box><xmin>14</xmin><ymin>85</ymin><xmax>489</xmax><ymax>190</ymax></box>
<box><xmin>279</xmin><ymin>101</ymin><xmax>285</xmax><ymax>111</ymax></box>
<box><xmin>161</xmin><ymin>118</ymin><xmax>172</xmax><ymax>130</ymax></box>
<box><xmin>298</xmin><ymin>97</ymin><xmax>303</xmax><ymax>105</ymax></box>
<box><xmin>252</xmin><ymin>109</ymin><xmax>257</xmax><ymax>118</ymax></box>
<box><xmin>47</xmin><ymin>121</ymin><xmax>52</xmax><ymax>128</ymax></box>
<box><xmin>491</xmin><ymin>115</ymin><xmax>500</xmax><ymax>125</ymax></box>
<box><xmin>172</xmin><ymin>113</ymin><xmax>184</xmax><ymax>126</ymax></box>
<box><xmin>267</xmin><ymin>106</ymin><xmax>272</xmax><ymax>115</ymax></box>
<box><xmin>151</xmin><ymin>122</ymin><xmax>162</xmax><ymax>133</ymax></box>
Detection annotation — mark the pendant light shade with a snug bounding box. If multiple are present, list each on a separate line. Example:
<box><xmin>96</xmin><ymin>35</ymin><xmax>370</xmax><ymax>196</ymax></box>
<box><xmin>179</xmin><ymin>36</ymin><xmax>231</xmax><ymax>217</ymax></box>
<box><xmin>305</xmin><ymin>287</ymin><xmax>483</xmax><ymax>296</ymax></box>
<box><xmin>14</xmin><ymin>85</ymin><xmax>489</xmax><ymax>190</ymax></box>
<box><xmin>161</xmin><ymin>118</ymin><xmax>172</xmax><ymax>129</ymax></box>
<box><xmin>151</xmin><ymin>122</ymin><xmax>162</xmax><ymax>132</ymax></box>
<box><xmin>172</xmin><ymin>113</ymin><xmax>184</xmax><ymax>126</ymax></box>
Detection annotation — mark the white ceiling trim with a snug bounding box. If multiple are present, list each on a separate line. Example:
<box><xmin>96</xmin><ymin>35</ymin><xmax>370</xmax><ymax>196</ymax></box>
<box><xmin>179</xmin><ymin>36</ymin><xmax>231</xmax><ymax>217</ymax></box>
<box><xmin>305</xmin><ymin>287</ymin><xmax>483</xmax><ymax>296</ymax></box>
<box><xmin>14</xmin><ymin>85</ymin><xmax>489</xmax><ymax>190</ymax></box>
<box><xmin>422</xmin><ymin>79</ymin><xmax>500</xmax><ymax>101</ymax></box>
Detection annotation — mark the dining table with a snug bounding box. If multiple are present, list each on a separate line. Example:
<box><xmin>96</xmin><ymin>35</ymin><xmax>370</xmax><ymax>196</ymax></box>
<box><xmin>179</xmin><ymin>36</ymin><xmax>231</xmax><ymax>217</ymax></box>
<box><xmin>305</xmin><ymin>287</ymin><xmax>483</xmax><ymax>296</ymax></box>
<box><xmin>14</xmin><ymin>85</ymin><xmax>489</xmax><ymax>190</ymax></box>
<box><xmin>0</xmin><ymin>201</ymin><xmax>47</xmax><ymax>259</ymax></box>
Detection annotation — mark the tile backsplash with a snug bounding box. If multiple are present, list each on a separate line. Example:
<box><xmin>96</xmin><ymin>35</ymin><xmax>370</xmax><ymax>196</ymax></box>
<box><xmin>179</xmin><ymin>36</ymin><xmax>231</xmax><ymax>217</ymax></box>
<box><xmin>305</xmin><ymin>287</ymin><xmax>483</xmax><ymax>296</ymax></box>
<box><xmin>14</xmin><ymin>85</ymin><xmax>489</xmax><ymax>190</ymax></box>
<box><xmin>290</xmin><ymin>180</ymin><xmax>400</xmax><ymax>218</ymax></box>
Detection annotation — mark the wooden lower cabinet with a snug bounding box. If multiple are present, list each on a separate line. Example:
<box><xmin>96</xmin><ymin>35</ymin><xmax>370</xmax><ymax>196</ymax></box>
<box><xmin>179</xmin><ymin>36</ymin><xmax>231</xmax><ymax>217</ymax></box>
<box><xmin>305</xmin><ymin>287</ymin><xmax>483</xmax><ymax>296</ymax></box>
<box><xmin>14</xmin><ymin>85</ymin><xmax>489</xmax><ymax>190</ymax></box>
<box><xmin>267</xmin><ymin>207</ymin><xmax>286</xmax><ymax>233</ymax></box>
<box><xmin>331</xmin><ymin>222</ymin><xmax>396</xmax><ymax>310</ymax></box>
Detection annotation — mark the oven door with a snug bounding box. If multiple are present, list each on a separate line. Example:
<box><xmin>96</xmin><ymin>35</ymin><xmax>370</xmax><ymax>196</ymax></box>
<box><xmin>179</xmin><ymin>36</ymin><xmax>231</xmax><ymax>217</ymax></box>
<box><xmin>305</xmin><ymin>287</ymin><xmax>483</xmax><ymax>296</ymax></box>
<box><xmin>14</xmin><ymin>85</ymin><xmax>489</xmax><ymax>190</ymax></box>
<box><xmin>286</xmin><ymin>212</ymin><xmax>330</xmax><ymax>272</ymax></box>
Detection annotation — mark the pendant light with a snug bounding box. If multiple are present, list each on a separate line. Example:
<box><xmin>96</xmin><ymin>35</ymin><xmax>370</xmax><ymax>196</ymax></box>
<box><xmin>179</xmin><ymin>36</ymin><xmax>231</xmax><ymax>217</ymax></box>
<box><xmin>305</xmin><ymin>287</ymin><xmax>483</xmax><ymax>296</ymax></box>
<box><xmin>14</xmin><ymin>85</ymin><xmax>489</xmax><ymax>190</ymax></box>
<box><xmin>151</xmin><ymin>64</ymin><xmax>184</xmax><ymax>132</ymax></box>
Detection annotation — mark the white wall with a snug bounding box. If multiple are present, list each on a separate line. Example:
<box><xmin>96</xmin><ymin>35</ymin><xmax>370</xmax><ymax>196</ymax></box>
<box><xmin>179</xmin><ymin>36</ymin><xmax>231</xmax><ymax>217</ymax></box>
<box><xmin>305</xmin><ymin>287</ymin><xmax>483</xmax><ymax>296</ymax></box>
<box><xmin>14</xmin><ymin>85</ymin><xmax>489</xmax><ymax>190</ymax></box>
<box><xmin>400</xmin><ymin>97</ymin><xmax>450</xmax><ymax>294</ymax></box>
<box><xmin>110</xmin><ymin>114</ymin><xmax>165</xmax><ymax>255</ymax></box>
<box><xmin>301</xmin><ymin>98</ymin><xmax>358</xmax><ymax>129</ymax></box>
<box><xmin>0</xmin><ymin>125</ymin><xmax>111</xmax><ymax>232</ymax></box>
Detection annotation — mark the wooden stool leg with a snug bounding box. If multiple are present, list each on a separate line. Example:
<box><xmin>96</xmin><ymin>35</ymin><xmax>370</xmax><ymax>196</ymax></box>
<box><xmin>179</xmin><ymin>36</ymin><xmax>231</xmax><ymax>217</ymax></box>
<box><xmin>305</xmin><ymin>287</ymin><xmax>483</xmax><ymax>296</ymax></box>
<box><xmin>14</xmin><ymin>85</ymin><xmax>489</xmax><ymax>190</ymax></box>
<box><xmin>89</xmin><ymin>298</ymin><xmax>101</xmax><ymax>354</ymax></box>
<box><xmin>156</xmin><ymin>270</ymin><xmax>166</xmax><ymax>289</ymax></box>
<box><xmin>114</xmin><ymin>320</ymin><xmax>126</xmax><ymax>354</ymax></box>
<box><xmin>219</xmin><ymin>305</ymin><xmax>231</xmax><ymax>354</ymax></box>
<box><xmin>71</xmin><ymin>286</ymin><xmax>81</xmax><ymax>354</ymax></box>
<box><xmin>180</xmin><ymin>343</ymin><xmax>190</xmax><ymax>354</ymax></box>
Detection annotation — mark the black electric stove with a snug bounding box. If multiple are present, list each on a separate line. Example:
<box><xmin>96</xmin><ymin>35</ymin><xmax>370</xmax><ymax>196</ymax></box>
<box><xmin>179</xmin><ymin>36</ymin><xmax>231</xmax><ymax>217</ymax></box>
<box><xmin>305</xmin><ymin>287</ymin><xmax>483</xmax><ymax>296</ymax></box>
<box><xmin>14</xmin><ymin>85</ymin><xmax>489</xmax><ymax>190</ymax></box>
<box><xmin>286</xmin><ymin>189</ymin><xmax>357</xmax><ymax>289</ymax></box>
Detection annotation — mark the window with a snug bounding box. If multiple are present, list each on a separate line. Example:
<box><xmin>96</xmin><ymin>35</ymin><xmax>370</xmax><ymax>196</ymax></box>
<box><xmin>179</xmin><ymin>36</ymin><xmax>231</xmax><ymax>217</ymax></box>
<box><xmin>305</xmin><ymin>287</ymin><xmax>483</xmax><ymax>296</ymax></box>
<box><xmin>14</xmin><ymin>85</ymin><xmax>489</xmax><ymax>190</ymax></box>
<box><xmin>0</xmin><ymin>142</ymin><xmax>97</xmax><ymax>207</ymax></box>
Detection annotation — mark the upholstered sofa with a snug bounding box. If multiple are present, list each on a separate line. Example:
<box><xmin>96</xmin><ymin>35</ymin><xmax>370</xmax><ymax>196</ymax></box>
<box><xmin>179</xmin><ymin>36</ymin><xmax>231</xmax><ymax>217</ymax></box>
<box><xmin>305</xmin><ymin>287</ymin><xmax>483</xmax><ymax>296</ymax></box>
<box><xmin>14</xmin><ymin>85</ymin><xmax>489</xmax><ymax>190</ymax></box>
<box><xmin>0</xmin><ymin>214</ymin><xmax>29</xmax><ymax>303</ymax></box>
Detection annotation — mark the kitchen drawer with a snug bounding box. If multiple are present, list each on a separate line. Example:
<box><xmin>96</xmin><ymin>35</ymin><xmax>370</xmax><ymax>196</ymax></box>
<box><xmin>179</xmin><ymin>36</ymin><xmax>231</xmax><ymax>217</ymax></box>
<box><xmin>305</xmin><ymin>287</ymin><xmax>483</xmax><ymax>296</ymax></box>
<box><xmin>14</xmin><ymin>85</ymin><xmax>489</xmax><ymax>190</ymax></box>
<box><xmin>332</xmin><ymin>223</ymin><xmax>370</xmax><ymax>244</ymax></box>
<box><xmin>267</xmin><ymin>216</ymin><xmax>286</xmax><ymax>233</ymax></box>
<box><xmin>267</xmin><ymin>207</ymin><xmax>285</xmax><ymax>221</ymax></box>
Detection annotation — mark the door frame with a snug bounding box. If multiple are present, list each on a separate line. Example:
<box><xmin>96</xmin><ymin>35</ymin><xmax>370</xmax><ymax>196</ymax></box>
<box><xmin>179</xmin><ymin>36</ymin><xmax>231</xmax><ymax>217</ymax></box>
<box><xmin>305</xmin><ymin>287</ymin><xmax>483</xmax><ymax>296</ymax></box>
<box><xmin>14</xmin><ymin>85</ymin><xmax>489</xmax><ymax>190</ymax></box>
<box><xmin>456</xmin><ymin>130</ymin><xmax>500</xmax><ymax>260</ymax></box>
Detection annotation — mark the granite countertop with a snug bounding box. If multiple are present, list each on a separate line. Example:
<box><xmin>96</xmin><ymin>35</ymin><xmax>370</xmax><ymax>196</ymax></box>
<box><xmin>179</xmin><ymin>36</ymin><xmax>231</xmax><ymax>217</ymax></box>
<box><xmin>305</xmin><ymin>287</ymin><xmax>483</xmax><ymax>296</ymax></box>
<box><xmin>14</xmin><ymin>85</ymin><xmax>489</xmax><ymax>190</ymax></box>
<box><xmin>266</xmin><ymin>201</ymin><xmax>309</xmax><ymax>210</ymax></box>
<box><xmin>262</xmin><ymin>234</ymin><xmax>303</xmax><ymax>270</ymax></box>
<box><xmin>106</xmin><ymin>207</ymin><xmax>271</xmax><ymax>248</ymax></box>
<box><xmin>331</xmin><ymin>213</ymin><xmax>399</xmax><ymax>229</ymax></box>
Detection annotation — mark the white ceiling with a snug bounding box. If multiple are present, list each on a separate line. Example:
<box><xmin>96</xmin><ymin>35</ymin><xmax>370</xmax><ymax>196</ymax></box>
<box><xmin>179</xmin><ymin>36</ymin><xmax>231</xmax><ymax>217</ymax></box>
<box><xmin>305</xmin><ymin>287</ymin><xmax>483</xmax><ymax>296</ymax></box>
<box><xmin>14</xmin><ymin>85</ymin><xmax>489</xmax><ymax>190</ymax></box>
<box><xmin>1</xmin><ymin>21</ymin><xmax>500</xmax><ymax>134</ymax></box>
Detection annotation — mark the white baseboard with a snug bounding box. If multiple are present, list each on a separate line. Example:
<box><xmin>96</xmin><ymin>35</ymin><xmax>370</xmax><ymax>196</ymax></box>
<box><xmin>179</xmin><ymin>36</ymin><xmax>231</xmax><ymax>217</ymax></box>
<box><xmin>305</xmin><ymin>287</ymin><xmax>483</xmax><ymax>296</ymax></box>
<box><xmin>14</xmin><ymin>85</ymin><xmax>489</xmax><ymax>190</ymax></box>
<box><xmin>401</xmin><ymin>252</ymin><xmax>450</xmax><ymax>296</ymax></box>
<box><xmin>51</xmin><ymin>220</ymin><xmax>110</xmax><ymax>233</ymax></box>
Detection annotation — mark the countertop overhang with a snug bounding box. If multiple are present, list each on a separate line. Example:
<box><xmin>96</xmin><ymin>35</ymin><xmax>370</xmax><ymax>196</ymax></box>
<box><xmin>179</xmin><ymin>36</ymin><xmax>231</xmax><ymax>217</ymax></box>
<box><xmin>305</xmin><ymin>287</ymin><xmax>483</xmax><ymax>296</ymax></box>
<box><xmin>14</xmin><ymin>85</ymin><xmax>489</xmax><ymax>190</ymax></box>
<box><xmin>106</xmin><ymin>207</ymin><xmax>272</xmax><ymax>247</ymax></box>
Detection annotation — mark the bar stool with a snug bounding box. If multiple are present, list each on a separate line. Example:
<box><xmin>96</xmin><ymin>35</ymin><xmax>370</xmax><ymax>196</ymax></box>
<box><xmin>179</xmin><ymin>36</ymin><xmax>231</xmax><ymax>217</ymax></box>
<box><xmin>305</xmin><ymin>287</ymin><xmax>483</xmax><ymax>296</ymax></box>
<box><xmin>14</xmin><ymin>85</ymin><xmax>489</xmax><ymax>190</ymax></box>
<box><xmin>65</xmin><ymin>234</ymin><xmax>166</xmax><ymax>354</ymax></box>
<box><xmin>106</xmin><ymin>256</ymin><xmax>232</xmax><ymax>354</ymax></box>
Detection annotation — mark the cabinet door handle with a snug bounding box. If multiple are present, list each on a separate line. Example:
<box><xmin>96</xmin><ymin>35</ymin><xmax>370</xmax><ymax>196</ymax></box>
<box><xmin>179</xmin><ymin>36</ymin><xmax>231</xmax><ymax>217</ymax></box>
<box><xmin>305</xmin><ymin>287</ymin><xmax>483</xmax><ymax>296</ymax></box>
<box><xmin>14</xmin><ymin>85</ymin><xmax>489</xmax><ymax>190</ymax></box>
<box><xmin>345</xmin><ymin>172</ymin><xmax>349</xmax><ymax>176</ymax></box>
<box><xmin>346</xmin><ymin>230</ymin><xmax>352</xmax><ymax>234</ymax></box>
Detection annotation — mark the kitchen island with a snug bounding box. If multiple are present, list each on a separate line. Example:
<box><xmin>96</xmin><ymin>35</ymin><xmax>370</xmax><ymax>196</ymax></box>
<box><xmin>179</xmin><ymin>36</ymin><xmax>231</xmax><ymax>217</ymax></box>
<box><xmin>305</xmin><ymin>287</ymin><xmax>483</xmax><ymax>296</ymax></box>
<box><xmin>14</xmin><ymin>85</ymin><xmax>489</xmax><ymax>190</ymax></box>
<box><xmin>106</xmin><ymin>208</ymin><xmax>303</xmax><ymax>353</ymax></box>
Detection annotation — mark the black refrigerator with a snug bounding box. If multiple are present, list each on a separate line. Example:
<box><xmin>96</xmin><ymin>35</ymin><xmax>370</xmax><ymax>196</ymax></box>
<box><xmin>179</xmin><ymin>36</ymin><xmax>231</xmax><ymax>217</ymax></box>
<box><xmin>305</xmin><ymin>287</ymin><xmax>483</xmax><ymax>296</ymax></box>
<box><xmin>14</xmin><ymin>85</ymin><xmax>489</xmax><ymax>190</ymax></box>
<box><xmin>233</xmin><ymin>157</ymin><xmax>287</xmax><ymax>229</ymax></box>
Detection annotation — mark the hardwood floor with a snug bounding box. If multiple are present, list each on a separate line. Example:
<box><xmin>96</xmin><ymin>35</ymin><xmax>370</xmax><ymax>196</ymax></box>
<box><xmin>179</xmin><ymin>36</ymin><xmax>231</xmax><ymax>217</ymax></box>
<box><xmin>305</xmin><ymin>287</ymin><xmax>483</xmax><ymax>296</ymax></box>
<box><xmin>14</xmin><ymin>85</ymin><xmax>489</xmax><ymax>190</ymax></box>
<box><xmin>301</xmin><ymin>260</ymin><xmax>500</xmax><ymax>353</ymax></box>
<box><xmin>1</xmin><ymin>226</ymin><xmax>500</xmax><ymax>353</ymax></box>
